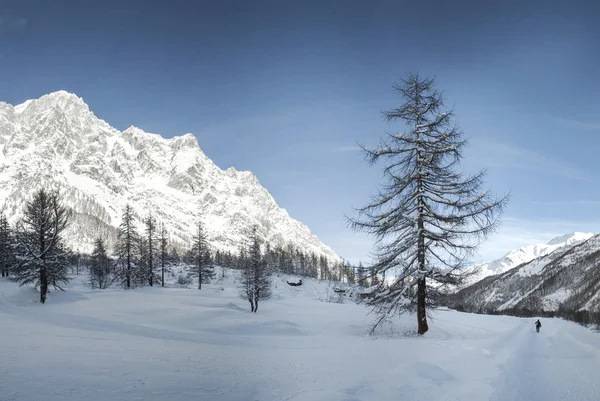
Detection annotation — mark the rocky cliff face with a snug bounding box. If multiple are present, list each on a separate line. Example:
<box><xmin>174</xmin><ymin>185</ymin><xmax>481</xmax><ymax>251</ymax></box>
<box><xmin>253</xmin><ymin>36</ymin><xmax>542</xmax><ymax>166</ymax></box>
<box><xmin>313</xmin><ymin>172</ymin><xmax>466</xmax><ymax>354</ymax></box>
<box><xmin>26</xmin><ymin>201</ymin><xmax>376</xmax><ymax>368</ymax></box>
<box><xmin>0</xmin><ymin>91</ymin><xmax>340</xmax><ymax>262</ymax></box>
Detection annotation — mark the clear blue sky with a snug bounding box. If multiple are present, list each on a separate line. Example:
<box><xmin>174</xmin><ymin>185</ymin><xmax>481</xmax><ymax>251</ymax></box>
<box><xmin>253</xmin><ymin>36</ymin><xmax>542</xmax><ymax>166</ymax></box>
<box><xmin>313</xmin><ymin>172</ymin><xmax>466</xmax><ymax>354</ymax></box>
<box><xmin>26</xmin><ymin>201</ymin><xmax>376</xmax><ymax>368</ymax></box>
<box><xmin>1</xmin><ymin>0</ymin><xmax>599</xmax><ymax>264</ymax></box>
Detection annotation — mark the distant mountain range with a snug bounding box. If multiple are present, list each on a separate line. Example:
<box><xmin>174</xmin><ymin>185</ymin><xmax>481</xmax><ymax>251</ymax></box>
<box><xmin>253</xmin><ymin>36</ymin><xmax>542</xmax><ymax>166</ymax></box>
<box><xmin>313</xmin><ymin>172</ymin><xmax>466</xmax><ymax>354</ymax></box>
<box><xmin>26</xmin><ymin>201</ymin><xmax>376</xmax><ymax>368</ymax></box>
<box><xmin>461</xmin><ymin>232</ymin><xmax>594</xmax><ymax>287</ymax></box>
<box><xmin>0</xmin><ymin>91</ymin><xmax>340</xmax><ymax>263</ymax></box>
<box><xmin>450</xmin><ymin>233</ymin><xmax>600</xmax><ymax>314</ymax></box>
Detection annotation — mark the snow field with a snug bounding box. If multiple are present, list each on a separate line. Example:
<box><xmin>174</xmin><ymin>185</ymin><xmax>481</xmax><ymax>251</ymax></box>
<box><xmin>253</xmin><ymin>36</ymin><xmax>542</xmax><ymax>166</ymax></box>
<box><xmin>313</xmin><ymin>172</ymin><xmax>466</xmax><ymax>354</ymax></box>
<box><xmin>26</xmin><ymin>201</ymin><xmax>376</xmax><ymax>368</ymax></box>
<box><xmin>1</xmin><ymin>269</ymin><xmax>600</xmax><ymax>401</ymax></box>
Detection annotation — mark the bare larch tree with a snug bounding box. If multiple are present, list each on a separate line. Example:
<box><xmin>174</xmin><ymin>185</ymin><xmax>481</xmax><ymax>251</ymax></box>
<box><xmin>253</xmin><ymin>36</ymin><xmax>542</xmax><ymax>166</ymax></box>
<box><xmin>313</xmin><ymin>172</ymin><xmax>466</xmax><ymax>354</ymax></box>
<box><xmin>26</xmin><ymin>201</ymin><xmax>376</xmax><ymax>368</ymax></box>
<box><xmin>350</xmin><ymin>74</ymin><xmax>508</xmax><ymax>334</ymax></box>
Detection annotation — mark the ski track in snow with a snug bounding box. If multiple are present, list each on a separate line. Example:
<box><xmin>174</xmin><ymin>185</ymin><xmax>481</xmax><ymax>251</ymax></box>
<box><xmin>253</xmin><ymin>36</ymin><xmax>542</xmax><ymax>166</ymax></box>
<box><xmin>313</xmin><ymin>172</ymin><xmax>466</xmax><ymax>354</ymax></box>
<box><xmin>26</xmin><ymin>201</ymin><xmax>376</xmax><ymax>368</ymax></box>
<box><xmin>1</xmin><ymin>272</ymin><xmax>600</xmax><ymax>401</ymax></box>
<box><xmin>491</xmin><ymin>320</ymin><xmax>600</xmax><ymax>401</ymax></box>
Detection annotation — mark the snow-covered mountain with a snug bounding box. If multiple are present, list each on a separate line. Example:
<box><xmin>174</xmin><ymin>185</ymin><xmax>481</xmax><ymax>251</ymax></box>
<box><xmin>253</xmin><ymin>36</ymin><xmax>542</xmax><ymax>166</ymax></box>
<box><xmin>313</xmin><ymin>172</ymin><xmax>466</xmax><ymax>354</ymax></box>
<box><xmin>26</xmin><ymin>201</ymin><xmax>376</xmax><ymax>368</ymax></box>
<box><xmin>0</xmin><ymin>91</ymin><xmax>340</xmax><ymax>262</ymax></box>
<box><xmin>450</xmin><ymin>234</ymin><xmax>600</xmax><ymax>313</ymax></box>
<box><xmin>462</xmin><ymin>232</ymin><xmax>594</xmax><ymax>286</ymax></box>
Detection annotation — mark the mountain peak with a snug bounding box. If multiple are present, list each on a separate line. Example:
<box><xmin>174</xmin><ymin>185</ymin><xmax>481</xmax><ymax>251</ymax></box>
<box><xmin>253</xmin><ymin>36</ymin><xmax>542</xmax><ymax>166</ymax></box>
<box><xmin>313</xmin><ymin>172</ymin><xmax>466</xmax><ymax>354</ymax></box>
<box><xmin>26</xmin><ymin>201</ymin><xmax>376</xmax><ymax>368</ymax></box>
<box><xmin>546</xmin><ymin>232</ymin><xmax>595</xmax><ymax>246</ymax></box>
<box><xmin>0</xmin><ymin>91</ymin><xmax>341</xmax><ymax>266</ymax></box>
<box><xmin>462</xmin><ymin>232</ymin><xmax>596</xmax><ymax>287</ymax></box>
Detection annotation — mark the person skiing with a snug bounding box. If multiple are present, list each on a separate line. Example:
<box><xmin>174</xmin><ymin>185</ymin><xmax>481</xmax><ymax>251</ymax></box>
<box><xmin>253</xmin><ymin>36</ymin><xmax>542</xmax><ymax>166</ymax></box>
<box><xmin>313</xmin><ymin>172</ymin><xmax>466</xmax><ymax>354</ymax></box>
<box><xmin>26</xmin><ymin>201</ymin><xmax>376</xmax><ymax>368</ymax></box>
<box><xmin>535</xmin><ymin>319</ymin><xmax>542</xmax><ymax>333</ymax></box>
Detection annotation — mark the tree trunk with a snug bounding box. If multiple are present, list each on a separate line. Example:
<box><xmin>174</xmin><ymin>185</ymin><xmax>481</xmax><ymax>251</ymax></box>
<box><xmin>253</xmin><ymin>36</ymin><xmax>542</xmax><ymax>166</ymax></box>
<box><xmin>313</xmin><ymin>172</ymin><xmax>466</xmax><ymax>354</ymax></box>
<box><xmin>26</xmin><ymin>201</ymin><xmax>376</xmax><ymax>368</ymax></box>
<box><xmin>254</xmin><ymin>299</ymin><xmax>259</xmax><ymax>313</ymax></box>
<box><xmin>40</xmin><ymin>266</ymin><xmax>48</xmax><ymax>304</ymax></box>
<box><xmin>198</xmin><ymin>264</ymin><xmax>202</xmax><ymax>290</ymax></box>
<box><xmin>415</xmin><ymin>85</ymin><xmax>429</xmax><ymax>336</ymax></box>
<box><xmin>249</xmin><ymin>300</ymin><xmax>254</xmax><ymax>312</ymax></box>
<box><xmin>161</xmin><ymin>262</ymin><xmax>165</xmax><ymax>287</ymax></box>
<box><xmin>417</xmin><ymin>278</ymin><xmax>428</xmax><ymax>334</ymax></box>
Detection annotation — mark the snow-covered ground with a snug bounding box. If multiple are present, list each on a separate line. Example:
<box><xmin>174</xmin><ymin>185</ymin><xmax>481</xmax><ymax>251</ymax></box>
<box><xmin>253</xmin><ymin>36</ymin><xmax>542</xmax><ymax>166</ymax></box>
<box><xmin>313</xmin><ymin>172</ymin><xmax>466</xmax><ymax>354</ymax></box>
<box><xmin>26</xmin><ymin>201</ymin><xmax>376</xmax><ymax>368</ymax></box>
<box><xmin>2</xmin><ymin>269</ymin><xmax>600</xmax><ymax>401</ymax></box>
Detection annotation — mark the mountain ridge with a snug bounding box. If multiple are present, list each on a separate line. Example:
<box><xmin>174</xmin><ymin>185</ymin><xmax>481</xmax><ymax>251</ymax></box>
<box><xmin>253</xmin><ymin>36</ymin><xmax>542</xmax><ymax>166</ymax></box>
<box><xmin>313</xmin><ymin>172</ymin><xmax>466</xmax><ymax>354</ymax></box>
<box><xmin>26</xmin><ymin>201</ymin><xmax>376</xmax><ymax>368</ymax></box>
<box><xmin>450</xmin><ymin>233</ymin><xmax>600</xmax><ymax>315</ymax></box>
<box><xmin>461</xmin><ymin>232</ymin><xmax>595</xmax><ymax>287</ymax></box>
<box><xmin>0</xmin><ymin>91</ymin><xmax>341</xmax><ymax>265</ymax></box>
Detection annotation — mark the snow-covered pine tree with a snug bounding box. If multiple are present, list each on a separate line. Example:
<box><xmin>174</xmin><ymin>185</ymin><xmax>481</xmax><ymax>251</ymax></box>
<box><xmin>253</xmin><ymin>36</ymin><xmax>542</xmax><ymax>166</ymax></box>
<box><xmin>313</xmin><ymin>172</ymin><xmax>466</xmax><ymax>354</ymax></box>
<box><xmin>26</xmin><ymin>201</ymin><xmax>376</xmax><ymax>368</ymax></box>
<box><xmin>264</xmin><ymin>242</ymin><xmax>277</xmax><ymax>275</ymax></box>
<box><xmin>345</xmin><ymin>262</ymin><xmax>356</xmax><ymax>285</ymax></box>
<box><xmin>144</xmin><ymin>213</ymin><xmax>159</xmax><ymax>286</ymax></box>
<box><xmin>158</xmin><ymin>222</ymin><xmax>169</xmax><ymax>287</ymax></box>
<box><xmin>115</xmin><ymin>204</ymin><xmax>139</xmax><ymax>288</ymax></box>
<box><xmin>350</xmin><ymin>74</ymin><xmax>507</xmax><ymax>334</ymax></box>
<box><xmin>89</xmin><ymin>238</ymin><xmax>117</xmax><ymax>289</ymax></box>
<box><xmin>239</xmin><ymin>225</ymin><xmax>272</xmax><ymax>312</ymax></box>
<box><xmin>309</xmin><ymin>252</ymin><xmax>319</xmax><ymax>279</ymax></box>
<box><xmin>13</xmin><ymin>189</ymin><xmax>71</xmax><ymax>304</ymax></box>
<box><xmin>356</xmin><ymin>262</ymin><xmax>367</xmax><ymax>287</ymax></box>
<box><xmin>136</xmin><ymin>236</ymin><xmax>149</xmax><ymax>286</ymax></box>
<box><xmin>239</xmin><ymin>244</ymin><xmax>254</xmax><ymax>311</ymax></box>
<box><xmin>249</xmin><ymin>226</ymin><xmax>271</xmax><ymax>312</ymax></box>
<box><xmin>319</xmin><ymin>255</ymin><xmax>330</xmax><ymax>281</ymax></box>
<box><xmin>0</xmin><ymin>213</ymin><xmax>15</xmax><ymax>277</ymax></box>
<box><xmin>189</xmin><ymin>219</ymin><xmax>213</xmax><ymax>289</ymax></box>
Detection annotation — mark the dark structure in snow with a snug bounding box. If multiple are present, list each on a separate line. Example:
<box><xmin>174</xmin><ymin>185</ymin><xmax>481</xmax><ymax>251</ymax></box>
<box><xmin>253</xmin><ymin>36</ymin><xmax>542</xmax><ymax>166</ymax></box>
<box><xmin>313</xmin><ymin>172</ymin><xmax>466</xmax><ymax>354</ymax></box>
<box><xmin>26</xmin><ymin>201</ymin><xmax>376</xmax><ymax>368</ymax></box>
<box><xmin>286</xmin><ymin>279</ymin><xmax>302</xmax><ymax>287</ymax></box>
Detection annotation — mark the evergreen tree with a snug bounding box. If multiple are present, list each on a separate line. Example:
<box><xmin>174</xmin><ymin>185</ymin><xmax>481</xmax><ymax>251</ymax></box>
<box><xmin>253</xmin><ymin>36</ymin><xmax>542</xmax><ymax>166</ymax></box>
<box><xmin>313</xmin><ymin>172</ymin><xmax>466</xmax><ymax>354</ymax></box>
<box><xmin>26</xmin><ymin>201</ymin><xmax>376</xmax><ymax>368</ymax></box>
<box><xmin>116</xmin><ymin>204</ymin><xmax>138</xmax><ymax>288</ymax></box>
<box><xmin>89</xmin><ymin>238</ymin><xmax>117</xmax><ymax>289</ymax></box>
<box><xmin>345</xmin><ymin>262</ymin><xmax>356</xmax><ymax>285</ymax></box>
<box><xmin>350</xmin><ymin>74</ymin><xmax>507</xmax><ymax>334</ymax></box>
<box><xmin>144</xmin><ymin>213</ymin><xmax>159</xmax><ymax>286</ymax></box>
<box><xmin>356</xmin><ymin>262</ymin><xmax>368</xmax><ymax>287</ymax></box>
<box><xmin>159</xmin><ymin>222</ymin><xmax>169</xmax><ymax>287</ymax></box>
<box><xmin>0</xmin><ymin>213</ymin><xmax>15</xmax><ymax>277</ymax></box>
<box><xmin>189</xmin><ymin>219</ymin><xmax>214</xmax><ymax>289</ymax></box>
<box><xmin>319</xmin><ymin>255</ymin><xmax>330</xmax><ymax>281</ymax></box>
<box><xmin>309</xmin><ymin>253</ymin><xmax>319</xmax><ymax>279</ymax></box>
<box><xmin>239</xmin><ymin>225</ymin><xmax>272</xmax><ymax>312</ymax></box>
<box><xmin>137</xmin><ymin>236</ymin><xmax>149</xmax><ymax>286</ymax></box>
<box><xmin>13</xmin><ymin>189</ymin><xmax>71</xmax><ymax>304</ymax></box>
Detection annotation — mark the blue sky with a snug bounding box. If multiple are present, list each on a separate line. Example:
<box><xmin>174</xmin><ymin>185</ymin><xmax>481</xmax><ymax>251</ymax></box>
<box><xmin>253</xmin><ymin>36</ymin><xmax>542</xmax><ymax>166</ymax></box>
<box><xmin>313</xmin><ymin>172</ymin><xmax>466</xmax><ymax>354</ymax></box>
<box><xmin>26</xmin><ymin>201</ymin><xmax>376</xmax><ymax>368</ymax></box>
<box><xmin>1</xmin><ymin>1</ymin><xmax>599</xmax><ymax>264</ymax></box>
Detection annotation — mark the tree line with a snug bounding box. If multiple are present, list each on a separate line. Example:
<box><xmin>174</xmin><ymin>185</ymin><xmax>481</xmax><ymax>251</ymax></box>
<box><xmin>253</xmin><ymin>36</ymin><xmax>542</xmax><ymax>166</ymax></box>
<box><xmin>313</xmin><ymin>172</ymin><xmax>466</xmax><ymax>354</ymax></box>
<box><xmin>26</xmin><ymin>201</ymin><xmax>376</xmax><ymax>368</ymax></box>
<box><xmin>0</xmin><ymin>188</ymin><xmax>376</xmax><ymax>308</ymax></box>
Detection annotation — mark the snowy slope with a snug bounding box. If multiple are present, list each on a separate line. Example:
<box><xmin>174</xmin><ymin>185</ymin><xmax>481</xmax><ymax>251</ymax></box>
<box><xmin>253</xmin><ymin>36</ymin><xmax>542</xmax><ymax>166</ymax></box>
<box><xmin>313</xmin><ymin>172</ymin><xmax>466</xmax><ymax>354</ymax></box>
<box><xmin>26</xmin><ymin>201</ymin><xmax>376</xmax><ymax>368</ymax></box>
<box><xmin>462</xmin><ymin>232</ymin><xmax>594</xmax><ymax>286</ymax></box>
<box><xmin>0</xmin><ymin>91</ymin><xmax>339</xmax><ymax>262</ymax></box>
<box><xmin>452</xmin><ymin>234</ymin><xmax>600</xmax><ymax>313</ymax></box>
<box><xmin>2</xmin><ymin>273</ymin><xmax>600</xmax><ymax>400</ymax></box>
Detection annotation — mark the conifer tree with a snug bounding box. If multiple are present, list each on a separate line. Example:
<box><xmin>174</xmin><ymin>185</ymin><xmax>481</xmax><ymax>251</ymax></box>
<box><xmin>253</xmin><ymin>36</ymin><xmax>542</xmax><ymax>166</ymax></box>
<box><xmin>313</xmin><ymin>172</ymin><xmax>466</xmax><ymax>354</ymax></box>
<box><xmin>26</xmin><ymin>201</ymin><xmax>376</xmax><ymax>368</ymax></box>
<box><xmin>89</xmin><ymin>238</ymin><xmax>116</xmax><ymax>289</ymax></box>
<box><xmin>144</xmin><ymin>213</ymin><xmax>159</xmax><ymax>286</ymax></box>
<box><xmin>159</xmin><ymin>222</ymin><xmax>169</xmax><ymax>287</ymax></box>
<box><xmin>0</xmin><ymin>213</ymin><xmax>15</xmax><ymax>277</ymax></box>
<box><xmin>189</xmin><ymin>219</ymin><xmax>214</xmax><ymax>289</ymax></box>
<box><xmin>13</xmin><ymin>189</ymin><xmax>71</xmax><ymax>304</ymax></box>
<box><xmin>351</xmin><ymin>74</ymin><xmax>507</xmax><ymax>334</ymax></box>
<box><xmin>116</xmin><ymin>204</ymin><xmax>138</xmax><ymax>288</ymax></box>
<box><xmin>239</xmin><ymin>225</ymin><xmax>271</xmax><ymax>312</ymax></box>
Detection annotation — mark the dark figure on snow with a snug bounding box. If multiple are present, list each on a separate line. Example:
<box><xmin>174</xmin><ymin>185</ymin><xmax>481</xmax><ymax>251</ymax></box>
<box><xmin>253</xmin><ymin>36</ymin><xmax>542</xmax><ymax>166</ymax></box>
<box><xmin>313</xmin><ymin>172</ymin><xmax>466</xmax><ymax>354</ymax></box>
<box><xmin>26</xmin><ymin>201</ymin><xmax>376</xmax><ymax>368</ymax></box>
<box><xmin>287</xmin><ymin>279</ymin><xmax>302</xmax><ymax>287</ymax></box>
<box><xmin>535</xmin><ymin>319</ymin><xmax>542</xmax><ymax>333</ymax></box>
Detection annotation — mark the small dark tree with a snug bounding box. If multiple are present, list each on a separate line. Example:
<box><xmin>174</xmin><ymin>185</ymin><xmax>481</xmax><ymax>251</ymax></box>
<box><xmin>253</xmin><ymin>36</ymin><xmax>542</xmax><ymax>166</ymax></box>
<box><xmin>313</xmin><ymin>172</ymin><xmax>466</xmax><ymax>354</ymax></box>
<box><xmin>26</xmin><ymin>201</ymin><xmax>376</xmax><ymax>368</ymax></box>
<box><xmin>239</xmin><ymin>225</ymin><xmax>272</xmax><ymax>312</ymax></box>
<box><xmin>319</xmin><ymin>255</ymin><xmax>330</xmax><ymax>281</ymax></box>
<box><xmin>239</xmin><ymin>245</ymin><xmax>254</xmax><ymax>311</ymax></box>
<box><xmin>116</xmin><ymin>204</ymin><xmax>138</xmax><ymax>288</ymax></box>
<box><xmin>345</xmin><ymin>262</ymin><xmax>356</xmax><ymax>285</ymax></box>
<box><xmin>144</xmin><ymin>213</ymin><xmax>159</xmax><ymax>286</ymax></box>
<box><xmin>136</xmin><ymin>236</ymin><xmax>149</xmax><ymax>286</ymax></box>
<box><xmin>159</xmin><ymin>223</ymin><xmax>169</xmax><ymax>287</ymax></box>
<box><xmin>0</xmin><ymin>213</ymin><xmax>16</xmax><ymax>277</ymax></box>
<box><xmin>89</xmin><ymin>238</ymin><xmax>117</xmax><ymax>289</ymax></box>
<box><xmin>356</xmin><ymin>262</ymin><xmax>368</xmax><ymax>287</ymax></box>
<box><xmin>350</xmin><ymin>74</ymin><xmax>507</xmax><ymax>334</ymax></box>
<box><xmin>13</xmin><ymin>189</ymin><xmax>71</xmax><ymax>304</ymax></box>
<box><xmin>189</xmin><ymin>219</ymin><xmax>213</xmax><ymax>289</ymax></box>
